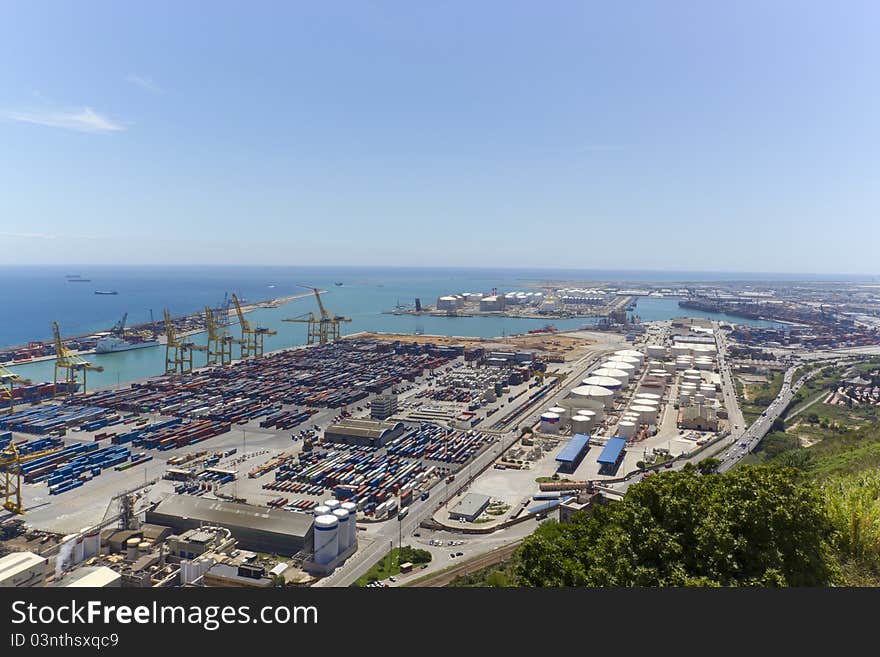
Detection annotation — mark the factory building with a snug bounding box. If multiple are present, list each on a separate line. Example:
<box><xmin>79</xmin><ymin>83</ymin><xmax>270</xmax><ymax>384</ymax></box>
<box><xmin>449</xmin><ymin>493</ymin><xmax>492</xmax><ymax>522</ymax></box>
<box><xmin>370</xmin><ymin>393</ymin><xmax>398</xmax><ymax>420</ymax></box>
<box><xmin>57</xmin><ymin>566</ymin><xmax>121</xmax><ymax>588</ymax></box>
<box><xmin>0</xmin><ymin>551</ymin><xmax>47</xmax><ymax>588</ymax></box>
<box><xmin>555</xmin><ymin>434</ymin><xmax>591</xmax><ymax>473</ymax></box>
<box><xmin>436</xmin><ymin>296</ymin><xmax>463</xmax><ymax>310</ymax></box>
<box><xmin>679</xmin><ymin>404</ymin><xmax>719</xmax><ymax>431</ymax></box>
<box><xmin>324</xmin><ymin>418</ymin><xmax>406</xmax><ymax>447</ymax></box>
<box><xmin>146</xmin><ymin>496</ymin><xmax>314</xmax><ymax>556</ymax></box>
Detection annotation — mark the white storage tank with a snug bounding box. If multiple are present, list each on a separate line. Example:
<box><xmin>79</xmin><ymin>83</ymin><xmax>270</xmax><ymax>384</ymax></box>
<box><xmin>568</xmin><ymin>385</ymin><xmax>615</xmax><ymax>410</ymax></box>
<box><xmin>571</xmin><ymin>415</ymin><xmax>592</xmax><ymax>435</ymax></box>
<box><xmin>332</xmin><ymin>508</ymin><xmax>351</xmax><ymax>553</ymax></box>
<box><xmin>635</xmin><ymin>392</ymin><xmax>662</xmax><ymax>402</ymax></box>
<box><xmin>618</xmin><ymin>421</ymin><xmax>636</xmax><ymax>438</ymax></box>
<box><xmin>549</xmin><ymin>406</ymin><xmax>568</xmax><ymax>420</ymax></box>
<box><xmin>646</xmin><ymin>345</ymin><xmax>667</xmax><ymax>358</ymax></box>
<box><xmin>631</xmin><ymin>405</ymin><xmax>658</xmax><ymax>423</ymax></box>
<box><xmin>314</xmin><ymin>505</ymin><xmax>331</xmax><ymax>517</ymax></box>
<box><xmin>324</xmin><ymin>499</ymin><xmax>341</xmax><ymax>511</ymax></box>
<box><xmin>582</xmin><ymin>375</ymin><xmax>623</xmax><ymax>393</ymax></box>
<box><xmin>540</xmin><ymin>412</ymin><xmax>561</xmax><ymax>433</ymax></box>
<box><xmin>314</xmin><ymin>515</ymin><xmax>339</xmax><ymax>565</ymax></box>
<box><xmin>607</xmin><ymin>355</ymin><xmax>641</xmax><ymax>368</ymax></box>
<box><xmin>592</xmin><ymin>367</ymin><xmax>630</xmax><ymax>383</ymax></box>
<box><xmin>615</xmin><ymin>349</ymin><xmax>645</xmax><ymax>364</ymax></box>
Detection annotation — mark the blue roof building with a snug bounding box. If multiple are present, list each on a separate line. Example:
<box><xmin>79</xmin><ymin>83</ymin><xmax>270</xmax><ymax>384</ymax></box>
<box><xmin>555</xmin><ymin>433</ymin><xmax>590</xmax><ymax>473</ymax></box>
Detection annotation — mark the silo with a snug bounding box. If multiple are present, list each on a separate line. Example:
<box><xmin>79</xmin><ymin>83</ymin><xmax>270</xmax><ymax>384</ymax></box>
<box><xmin>618</xmin><ymin>421</ymin><xmax>636</xmax><ymax>439</ymax></box>
<box><xmin>138</xmin><ymin>541</ymin><xmax>151</xmax><ymax>555</ymax></box>
<box><xmin>341</xmin><ymin>501</ymin><xmax>358</xmax><ymax>548</ymax></box>
<box><xmin>324</xmin><ymin>499</ymin><xmax>341</xmax><ymax>512</ymax></box>
<box><xmin>540</xmin><ymin>412</ymin><xmax>561</xmax><ymax>434</ymax></box>
<box><xmin>314</xmin><ymin>505</ymin><xmax>331</xmax><ymax>517</ymax></box>
<box><xmin>332</xmin><ymin>508</ymin><xmax>351</xmax><ymax>554</ymax></box>
<box><xmin>314</xmin><ymin>515</ymin><xmax>339</xmax><ymax>565</ymax></box>
<box><xmin>125</xmin><ymin>538</ymin><xmax>140</xmax><ymax>561</ymax></box>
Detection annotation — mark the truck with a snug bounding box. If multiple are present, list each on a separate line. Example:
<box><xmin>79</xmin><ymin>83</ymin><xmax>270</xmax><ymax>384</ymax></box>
<box><xmin>397</xmin><ymin>507</ymin><xmax>409</xmax><ymax>521</ymax></box>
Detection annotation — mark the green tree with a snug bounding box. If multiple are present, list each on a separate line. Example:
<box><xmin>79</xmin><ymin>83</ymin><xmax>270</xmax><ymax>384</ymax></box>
<box><xmin>515</xmin><ymin>467</ymin><xmax>838</xmax><ymax>587</ymax></box>
<box><xmin>698</xmin><ymin>458</ymin><xmax>720</xmax><ymax>475</ymax></box>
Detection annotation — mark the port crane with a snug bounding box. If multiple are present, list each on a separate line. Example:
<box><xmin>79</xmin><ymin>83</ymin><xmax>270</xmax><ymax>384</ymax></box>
<box><xmin>231</xmin><ymin>293</ymin><xmax>276</xmax><ymax>359</ymax></box>
<box><xmin>110</xmin><ymin>312</ymin><xmax>128</xmax><ymax>337</ymax></box>
<box><xmin>204</xmin><ymin>305</ymin><xmax>236</xmax><ymax>366</ymax></box>
<box><xmin>163</xmin><ymin>309</ymin><xmax>206</xmax><ymax>375</ymax></box>
<box><xmin>0</xmin><ymin>440</ymin><xmax>65</xmax><ymax>514</ymax></box>
<box><xmin>52</xmin><ymin>321</ymin><xmax>103</xmax><ymax>397</ymax></box>
<box><xmin>287</xmin><ymin>285</ymin><xmax>351</xmax><ymax>345</ymax></box>
<box><xmin>0</xmin><ymin>365</ymin><xmax>30</xmax><ymax>414</ymax></box>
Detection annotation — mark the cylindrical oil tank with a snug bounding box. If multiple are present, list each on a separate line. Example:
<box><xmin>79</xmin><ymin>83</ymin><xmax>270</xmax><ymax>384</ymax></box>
<box><xmin>549</xmin><ymin>406</ymin><xmax>568</xmax><ymax>420</ymax></box>
<box><xmin>332</xmin><ymin>508</ymin><xmax>351</xmax><ymax>554</ymax></box>
<box><xmin>314</xmin><ymin>515</ymin><xmax>339</xmax><ymax>565</ymax></box>
<box><xmin>324</xmin><ymin>499</ymin><xmax>341</xmax><ymax>511</ymax></box>
<box><xmin>540</xmin><ymin>412</ymin><xmax>561</xmax><ymax>434</ymax></box>
<box><xmin>568</xmin><ymin>385</ymin><xmax>614</xmax><ymax>410</ymax></box>
<box><xmin>314</xmin><ymin>505</ymin><xmax>331</xmax><ymax>517</ymax></box>
<box><xmin>615</xmin><ymin>349</ymin><xmax>645</xmax><ymax>364</ymax></box>
<box><xmin>582</xmin><ymin>376</ymin><xmax>623</xmax><ymax>394</ymax></box>
<box><xmin>635</xmin><ymin>392</ymin><xmax>662</xmax><ymax>402</ymax></box>
<box><xmin>607</xmin><ymin>355</ymin><xmax>640</xmax><ymax>368</ymax></box>
<box><xmin>631</xmin><ymin>404</ymin><xmax>658</xmax><ymax>423</ymax></box>
<box><xmin>618</xmin><ymin>421</ymin><xmax>636</xmax><ymax>438</ymax></box>
<box><xmin>138</xmin><ymin>541</ymin><xmax>151</xmax><ymax>555</ymax></box>
<box><xmin>646</xmin><ymin>345</ymin><xmax>666</xmax><ymax>358</ymax></box>
<box><xmin>571</xmin><ymin>415</ymin><xmax>592</xmax><ymax>435</ymax></box>
<box><xmin>592</xmin><ymin>367</ymin><xmax>630</xmax><ymax>383</ymax></box>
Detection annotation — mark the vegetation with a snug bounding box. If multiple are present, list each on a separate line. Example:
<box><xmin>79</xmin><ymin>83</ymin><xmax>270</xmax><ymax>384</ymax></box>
<box><xmin>354</xmin><ymin>545</ymin><xmax>432</xmax><ymax>586</ymax></box>
<box><xmin>513</xmin><ymin>466</ymin><xmax>837</xmax><ymax>586</ymax></box>
<box><xmin>738</xmin><ymin>370</ymin><xmax>785</xmax><ymax>424</ymax></box>
<box><xmin>448</xmin><ymin>560</ymin><xmax>517</xmax><ymax>587</ymax></box>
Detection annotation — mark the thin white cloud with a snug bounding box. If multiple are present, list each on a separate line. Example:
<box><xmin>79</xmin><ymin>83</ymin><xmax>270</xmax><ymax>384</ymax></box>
<box><xmin>0</xmin><ymin>232</ymin><xmax>58</xmax><ymax>240</ymax></box>
<box><xmin>125</xmin><ymin>74</ymin><xmax>162</xmax><ymax>94</ymax></box>
<box><xmin>3</xmin><ymin>107</ymin><xmax>125</xmax><ymax>133</ymax></box>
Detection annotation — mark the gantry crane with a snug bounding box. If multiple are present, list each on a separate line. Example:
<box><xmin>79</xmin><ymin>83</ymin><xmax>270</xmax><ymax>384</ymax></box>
<box><xmin>163</xmin><ymin>309</ymin><xmax>206</xmax><ymax>374</ymax></box>
<box><xmin>52</xmin><ymin>321</ymin><xmax>103</xmax><ymax>397</ymax></box>
<box><xmin>282</xmin><ymin>311</ymin><xmax>320</xmax><ymax>344</ymax></box>
<box><xmin>291</xmin><ymin>285</ymin><xmax>351</xmax><ymax>345</ymax></box>
<box><xmin>231</xmin><ymin>293</ymin><xmax>276</xmax><ymax>359</ymax></box>
<box><xmin>0</xmin><ymin>440</ymin><xmax>63</xmax><ymax>515</ymax></box>
<box><xmin>1</xmin><ymin>365</ymin><xmax>30</xmax><ymax>414</ymax></box>
<box><xmin>204</xmin><ymin>305</ymin><xmax>236</xmax><ymax>366</ymax></box>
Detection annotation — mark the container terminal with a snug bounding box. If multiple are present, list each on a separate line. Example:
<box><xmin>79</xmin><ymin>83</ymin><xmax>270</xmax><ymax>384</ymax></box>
<box><xmin>3</xmin><ymin>279</ymin><xmax>880</xmax><ymax>588</ymax></box>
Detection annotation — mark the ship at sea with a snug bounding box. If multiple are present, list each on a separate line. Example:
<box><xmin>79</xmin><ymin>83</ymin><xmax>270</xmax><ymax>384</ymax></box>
<box><xmin>94</xmin><ymin>290</ymin><xmax>118</xmax><ymax>295</ymax></box>
<box><xmin>68</xmin><ymin>278</ymin><xmax>91</xmax><ymax>283</ymax></box>
<box><xmin>94</xmin><ymin>313</ymin><xmax>159</xmax><ymax>354</ymax></box>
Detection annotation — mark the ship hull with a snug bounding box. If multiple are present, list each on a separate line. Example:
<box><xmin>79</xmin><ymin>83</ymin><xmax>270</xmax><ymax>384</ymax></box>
<box><xmin>95</xmin><ymin>340</ymin><xmax>159</xmax><ymax>354</ymax></box>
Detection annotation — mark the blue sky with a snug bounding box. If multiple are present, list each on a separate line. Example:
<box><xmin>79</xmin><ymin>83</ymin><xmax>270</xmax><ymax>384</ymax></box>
<box><xmin>1</xmin><ymin>1</ymin><xmax>877</xmax><ymax>273</ymax></box>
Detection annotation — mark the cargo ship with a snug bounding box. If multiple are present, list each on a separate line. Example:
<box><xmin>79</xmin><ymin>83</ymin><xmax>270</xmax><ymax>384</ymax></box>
<box><xmin>68</xmin><ymin>278</ymin><xmax>91</xmax><ymax>283</ymax></box>
<box><xmin>94</xmin><ymin>335</ymin><xmax>159</xmax><ymax>354</ymax></box>
<box><xmin>94</xmin><ymin>290</ymin><xmax>118</xmax><ymax>295</ymax></box>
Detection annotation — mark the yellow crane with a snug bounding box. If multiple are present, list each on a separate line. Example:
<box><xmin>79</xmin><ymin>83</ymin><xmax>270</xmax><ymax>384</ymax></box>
<box><xmin>231</xmin><ymin>293</ymin><xmax>276</xmax><ymax>359</ymax></box>
<box><xmin>282</xmin><ymin>311</ymin><xmax>320</xmax><ymax>344</ymax></box>
<box><xmin>0</xmin><ymin>365</ymin><xmax>31</xmax><ymax>414</ymax></box>
<box><xmin>1</xmin><ymin>442</ymin><xmax>67</xmax><ymax>515</ymax></box>
<box><xmin>204</xmin><ymin>305</ymin><xmax>236</xmax><ymax>366</ymax></box>
<box><xmin>291</xmin><ymin>285</ymin><xmax>351</xmax><ymax>344</ymax></box>
<box><xmin>163</xmin><ymin>309</ymin><xmax>206</xmax><ymax>374</ymax></box>
<box><xmin>52</xmin><ymin>321</ymin><xmax>103</xmax><ymax>397</ymax></box>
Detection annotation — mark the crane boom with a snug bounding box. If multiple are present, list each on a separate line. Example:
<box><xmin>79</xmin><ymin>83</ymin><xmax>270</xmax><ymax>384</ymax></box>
<box><xmin>52</xmin><ymin>321</ymin><xmax>102</xmax><ymax>396</ymax></box>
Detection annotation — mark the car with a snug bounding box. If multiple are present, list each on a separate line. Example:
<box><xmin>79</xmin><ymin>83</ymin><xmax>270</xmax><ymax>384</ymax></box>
<box><xmin>664</xmin><ymin>462</ymin><xmax>673</xmax><ymax>469</ymax></box>
<box><xmin>450</xmin><ymin>553</ymin><xmax>456</xmax><ymax>559</ymax></box>
<box><xmin>455</xmin><ymin>551</ymin><xmax>463</xmax><ymax>557</ymax></box>
<box><xmin>389</xmin><ymin>576</ymin><xmax>396</xmax><ymax>582</ymax></box>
